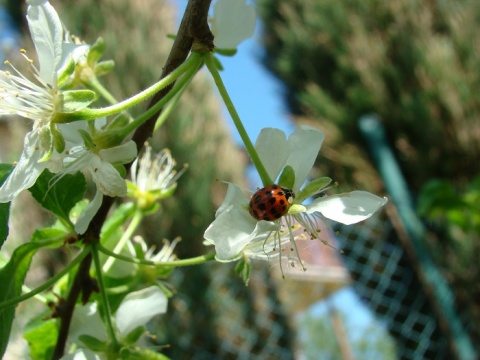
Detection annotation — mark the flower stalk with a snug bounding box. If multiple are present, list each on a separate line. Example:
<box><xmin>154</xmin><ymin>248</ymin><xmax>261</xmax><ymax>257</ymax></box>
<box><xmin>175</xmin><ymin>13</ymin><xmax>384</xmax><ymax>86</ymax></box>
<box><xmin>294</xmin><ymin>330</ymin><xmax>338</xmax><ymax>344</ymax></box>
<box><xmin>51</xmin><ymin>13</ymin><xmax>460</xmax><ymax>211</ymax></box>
<box><xmin>52</xmin><ymin>52</ymin><xmax>204</xmax><ymax>124</ymax></box>
<box><xmin>204</xmin><ymin>52</ymin><xmax>273</xmax><ymax>186</ymax></box>
<box><xmin>91</xmin><ymin>243</ymin><xmax>119</xmax><ymax>349</ymax></box>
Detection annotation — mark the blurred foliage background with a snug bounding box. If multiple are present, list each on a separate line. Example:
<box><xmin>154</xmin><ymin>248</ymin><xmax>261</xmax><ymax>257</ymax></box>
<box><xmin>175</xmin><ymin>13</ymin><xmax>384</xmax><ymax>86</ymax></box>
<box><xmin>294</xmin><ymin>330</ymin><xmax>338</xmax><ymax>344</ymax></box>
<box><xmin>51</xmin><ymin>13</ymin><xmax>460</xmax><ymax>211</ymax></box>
<box><xmin>2</xmin><ymin>0</ymin><xmax>480</xmax><ymax>358</ymax></box>
<box><xmin>257</xmin><ymin>0</ymin><xmax>480</xmax><ymax>357</ymax></box>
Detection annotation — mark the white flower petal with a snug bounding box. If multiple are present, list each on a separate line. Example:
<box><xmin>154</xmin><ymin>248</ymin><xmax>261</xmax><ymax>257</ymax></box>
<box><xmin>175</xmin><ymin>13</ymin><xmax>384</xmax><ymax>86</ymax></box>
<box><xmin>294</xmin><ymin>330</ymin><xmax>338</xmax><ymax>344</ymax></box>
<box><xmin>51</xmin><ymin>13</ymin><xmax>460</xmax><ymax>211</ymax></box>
<box><xmin>99</xmin><ymin>141</ymin><xmax>137</xmax><ymax>164</ymax></box>
<box><xmin>57</xmin><ymin>120</ymin><xmax>88</xmax><ymax>144</ymax></box>
<box><xmin>27</xmin><ymin>1</ymin><xmax>63</xmax><ymax>83</ymax></box>
<box><xmin>205</xmin><ymin>204</ymin><xmax>279</xmax><ymax>260</ymax></box>
<box><xmin>0</xmin><ymin>131</ymin><xmax>47</xmax><ymax>203</ymax></box>
<box><xmin>212</xmin><ymin>0</ymin><xmax>256</xmax><ymax>49</ymax></box>
<box><xmin>285</xmin><ymin>126</ymin><xmax>324</xmax><ymax>191</ymax></box>
<box><xmin>90</xmin><ymin>157</ymin><xmax>127</xmax><ymax>197</ymax></box>
<box><xmin>306</xmin><ymin>191</ymin><xmax>388</xmax><ymax>225</ymax></box>
<box><xmin>215</xmin><ymin>183</ymin><xmax>248</xmax><ymax>217</ymax></box>
<box><xmin>75</xmin><ymin>190</ymin><xmax>103</xmax><ymax>234</ymax></box>
<box><xmin>255</xmin><ymin>128</ymin><xmax>289</xmax><ymax>182</ymax></box>
<box><xmin>61</xmin><ymin>42</ymin><xmax>90</xmax><ymax>71</ymax></box>
<box><xmin>115</xmin><ymin>286</ymin><xmax>167</xmax><ymax>337</ymax></box>
<box><xmin>69</xmin><ymin>303</ymin><xmax>108</xmax><ymax>344</ymax></box>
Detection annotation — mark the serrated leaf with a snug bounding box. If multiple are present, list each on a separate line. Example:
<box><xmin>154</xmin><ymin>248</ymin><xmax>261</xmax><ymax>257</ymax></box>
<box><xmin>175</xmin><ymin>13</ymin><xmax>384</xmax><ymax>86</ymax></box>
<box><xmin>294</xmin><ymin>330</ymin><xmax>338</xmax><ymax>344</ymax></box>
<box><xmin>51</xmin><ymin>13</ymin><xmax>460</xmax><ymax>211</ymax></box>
<box><xmin>24</xmin><ymin>319</ymin><xmax>58</xmax><ymax>360</ymax></box>
<box><xmin>29</xmin><ymin>170</ymin><xmax>86</xmax><ymax>226</ymax></box>
<box><xmin>0</xmin><ymin>164</ymin><xmax>14</xmax><ymax>249</ymax></box>
<box><xmin>0</xmin><ymin>241</ymin><xmax>49</xmax><ymax>357</ymax></box>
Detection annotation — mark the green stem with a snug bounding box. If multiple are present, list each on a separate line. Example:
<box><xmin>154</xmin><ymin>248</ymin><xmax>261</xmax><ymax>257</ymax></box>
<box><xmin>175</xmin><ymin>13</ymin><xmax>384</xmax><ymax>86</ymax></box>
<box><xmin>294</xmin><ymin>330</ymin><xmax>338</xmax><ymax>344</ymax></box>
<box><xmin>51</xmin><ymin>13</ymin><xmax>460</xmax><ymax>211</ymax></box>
<box><xmin>86</xmin><ymin>75</ymin><xmax>118</xmax><ymax>105</ymax></box>
<box><xmin>204</xmin><ymin>53</ymin><xmax>273</xmax><ymax>186</ymax></box>
<box><xmin>125</xmin><ymin>55</ymin><xmax>203</xmax><ymax>135</ymax></box>
<box><xmin>91</xmin><ymin>243</ymin><xmax>119</xmax><ymax>348</ymax></box>
<box><xmin>0</xmin><ymin>247</ymin><xmax>91</xmax><ymax>311</ymax></box>
<box><xmin>97</xmin><ymin>244</ymin><xmax>216</xmax><ymax>267</ymax></box>
<box><xmin>53</xmin><ymin>52</ymin><xmax>204</xmax><ymax>123</ymax></box>
<box><xmin>103</xmin><ymin>210</ymin><xmax>143</xmax><ymax>273</ymax></box>
<box><xmin>153</xmin><ymin>73</ymin><xmax>191</xmax><ymax>133</ymax></box>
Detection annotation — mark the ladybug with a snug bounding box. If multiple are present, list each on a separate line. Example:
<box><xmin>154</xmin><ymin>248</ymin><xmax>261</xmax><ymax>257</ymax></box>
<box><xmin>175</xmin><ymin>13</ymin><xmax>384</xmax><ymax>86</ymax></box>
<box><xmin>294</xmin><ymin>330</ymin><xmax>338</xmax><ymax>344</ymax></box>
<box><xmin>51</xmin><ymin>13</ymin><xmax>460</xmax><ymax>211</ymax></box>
<box><xmin>248</xmin><ymin>184</ymin><xmax>295</xmax><ymax>221</ymax></box>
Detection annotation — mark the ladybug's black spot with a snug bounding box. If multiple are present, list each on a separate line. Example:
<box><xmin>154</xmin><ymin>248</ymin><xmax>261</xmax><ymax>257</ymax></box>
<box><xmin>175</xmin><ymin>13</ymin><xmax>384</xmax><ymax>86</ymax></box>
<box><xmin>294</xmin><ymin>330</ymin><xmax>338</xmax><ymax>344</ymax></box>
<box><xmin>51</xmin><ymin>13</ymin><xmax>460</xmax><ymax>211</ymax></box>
<box><xmin>257</xmin><ymin>203</ymin><xmax>267</xmax><ymax>211</ymax></box>
<box><xmin>274</xmin><ymin>213</ymin><xmax>282</xmax><ymax>219</ymax></box>
<box><xmin>253</xmin><ymin>194</ymin><xmax>263</xmax><ymax>204</ymax></box>
<box><xmin>278</xmin><ymin>199</ymin><xmax>286</xmax><ymax>205</ymax></box>
<box><xmin>270</xmin><ymin>207</ymin><xmax>278</xmax><ymax>215</ymax></box>
<box><xmin>251</xmin><ymin>210</ymin><xmax>259</xmax><ymax>219</ymax></box>
<box><xmin>268</xmin><ymin>198</ymin><xmax>276</xmax><ymax>205</ymax></box>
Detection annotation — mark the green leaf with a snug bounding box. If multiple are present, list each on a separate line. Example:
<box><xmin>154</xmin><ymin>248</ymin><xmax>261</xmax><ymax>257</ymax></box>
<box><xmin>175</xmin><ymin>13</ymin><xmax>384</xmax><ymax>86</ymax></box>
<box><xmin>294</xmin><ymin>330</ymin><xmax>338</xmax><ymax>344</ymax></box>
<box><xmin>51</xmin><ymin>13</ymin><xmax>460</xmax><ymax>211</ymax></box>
<box><xmin>296</xmin><ymin>177</ymin><xmax>332</xmax><ymax>203</ymax></box>
<box><xmin>0</xmin><ymin>164</ymin><xmax>12</xmax><ymax>249</ymax></box>
<box><xmin>0</xmin><ymin>241</ymin><xmax>48</xmax><ymax>358</ymax></box>
<box><xmin>29</xmin><ymin>170</ymin><xmax>86</xmax><ymax>226</ymax></box>
<box><xmin>235</xmin><ymin>256</ymin><xmax>251</xmax><ymax>286</ymax></box>
<box><xmin>24</xmin><ymin>318</ymin><xmax>58</xmax><ymax>360</ymax></box>
<box><xmin>0</xmin><ymin>203</ymin><xmax>9</xmax><ymax>250</ymax></box>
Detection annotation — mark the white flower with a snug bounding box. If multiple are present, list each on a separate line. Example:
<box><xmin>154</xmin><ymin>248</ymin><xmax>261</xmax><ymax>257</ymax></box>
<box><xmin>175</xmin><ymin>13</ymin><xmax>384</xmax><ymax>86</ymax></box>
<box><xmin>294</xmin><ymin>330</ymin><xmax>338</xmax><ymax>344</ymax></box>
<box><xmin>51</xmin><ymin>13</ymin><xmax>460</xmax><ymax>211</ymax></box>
<box><xmin>115</xmin><ymin>286</ymin><xmax>167</xmax><ymax>336</ymax></box>
<box><xmin>132</xmin><ymin>235</ymin><xmax>180</xmax><ymax>263</ymax></box>
<box><xmin>103</xmin><ymin>235</ymin><xmax>179</xmax><ymax>279</ymax></box>
<box><xmin>66</xmin><ymin>287</ymin><xmax>167</xmax><ymax>358</ymax></box>
<box><xmin>56</xmin><ymin>120</ymin><xmax>137</xmax><ymax>198</ymax></box>
<box><xmin>53</xmin><ymin>120</ymin><xmax>137</xmax><ymax>233</ymax></box>
<box><xmin>64</xmin><ymin>140</ymin><xmax>137</xmax><ymax>198</ymax></box>
<box><xmin>128</xmin><ymin>145</ymin><xmax>186</xmax><ymax>210</ymax></box>
<box><xmin>204</xmin><ymin>126</ymin><xmax>387</xmax><ymax>265</ymax></box>
<box><xmin>0</xmin><ymin>1</ymin><xmax>90</xmax><ymax>202</ymax></box>
<box><xmin>210</xmin><ymin>0</ymin><xmax>256</xmax><ymax>49</ymax></box>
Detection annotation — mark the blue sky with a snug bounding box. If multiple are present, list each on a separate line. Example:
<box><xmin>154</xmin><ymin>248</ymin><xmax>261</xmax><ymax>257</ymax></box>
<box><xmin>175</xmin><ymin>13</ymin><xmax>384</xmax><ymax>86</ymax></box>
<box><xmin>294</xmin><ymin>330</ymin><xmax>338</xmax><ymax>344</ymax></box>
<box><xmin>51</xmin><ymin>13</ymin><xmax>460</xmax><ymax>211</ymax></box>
<box><xmin>172</xmin><ymin>0</ymin><xmax>293</xmax><ymax>144</ymax></box>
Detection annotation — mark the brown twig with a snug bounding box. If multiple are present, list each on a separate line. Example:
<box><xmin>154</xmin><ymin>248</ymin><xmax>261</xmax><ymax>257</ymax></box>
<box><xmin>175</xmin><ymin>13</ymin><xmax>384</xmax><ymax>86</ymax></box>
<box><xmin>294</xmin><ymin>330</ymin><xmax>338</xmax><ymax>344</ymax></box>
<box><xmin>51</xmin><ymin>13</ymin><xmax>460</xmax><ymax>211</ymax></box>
<box><xmin>51</xmin><ymin>0</ymin><xmax>213</xmax><ymax>358</ymax></box>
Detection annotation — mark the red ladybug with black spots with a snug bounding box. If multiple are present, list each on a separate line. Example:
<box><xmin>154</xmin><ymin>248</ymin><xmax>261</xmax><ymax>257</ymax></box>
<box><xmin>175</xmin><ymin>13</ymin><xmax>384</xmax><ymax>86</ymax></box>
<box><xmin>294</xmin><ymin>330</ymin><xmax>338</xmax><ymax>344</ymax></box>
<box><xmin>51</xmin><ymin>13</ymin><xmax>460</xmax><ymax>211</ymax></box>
<box><xmin>248</xmin><ymin>184</ymin><xmax>295</xmax><ymax>221</ymax></box>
